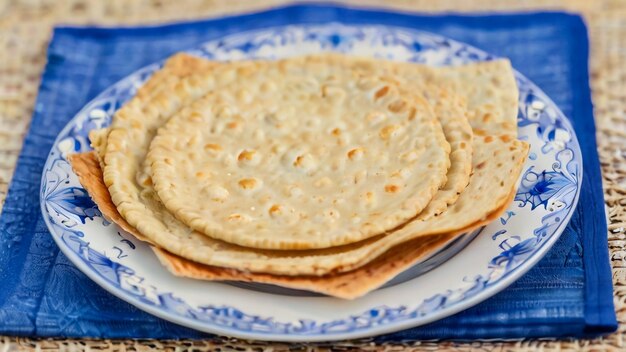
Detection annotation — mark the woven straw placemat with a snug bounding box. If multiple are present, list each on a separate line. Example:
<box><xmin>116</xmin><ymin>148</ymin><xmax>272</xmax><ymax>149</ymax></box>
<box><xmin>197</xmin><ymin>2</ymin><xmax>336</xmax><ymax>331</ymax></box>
<box><xmin>0</xmin><ymin>0</ymin><xmax>624</xmax><ymax>350</ymax></box>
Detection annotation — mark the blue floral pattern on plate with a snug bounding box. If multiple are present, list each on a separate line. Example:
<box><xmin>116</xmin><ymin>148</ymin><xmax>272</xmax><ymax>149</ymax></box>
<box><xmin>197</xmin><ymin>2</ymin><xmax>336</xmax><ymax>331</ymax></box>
<box><xmin>40</xmin><ymin>24</ymin><xmax>582</xmax><ymax>342</ymax></box>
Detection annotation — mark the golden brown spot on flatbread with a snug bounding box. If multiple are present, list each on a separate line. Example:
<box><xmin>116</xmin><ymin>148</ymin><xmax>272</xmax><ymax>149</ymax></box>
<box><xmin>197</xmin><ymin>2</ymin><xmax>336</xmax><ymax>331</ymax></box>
<box><xmin>293</xmin><ymin>155</ymin><xmax>304</xmax><ymax>167</ymax></box>
<box><xmin>374</xmin><ymin>86</ymin><xmax>390</xmax><ymax>99</ymax></box>
<box><xmin>385</xmin><ymin>184</ymin><xmax>400</xmax><ymax>193</ymax></box>
<box><xmin>238</xmin><ymin>150</ymin><xmax>256</xmax><ymax>161</ymax></box>
<box><xmin>269</xmin><ymin>204</ymin><xmax>282</xmax><ymax>216</ymax></box>
<box><xmin>347</xmin><ymin>147</ymin><xmax>364</xmax><ymax>160</ymax></box>
<box><xmin>500</xmin><ymin>134</ymin><xmax>512</xmax><ymax>142</ymax></box>
<box><xmin>388</xmin><ymin>99</ymin><xmax>407</xmax><ymax>113</ymax></box>
<box><xmin>474</xmin><ymin>129</ymin><xmax>487</xmax><ymax>136</ymax></box>
<box><xmin>379</xmin><ymin>125</ymin><xmax>399</xmax><ymax>139</ymax></box>
<box><xmin>204</xmin><ymin>143</ymin><xmax>222</xmax><ymax>151</ymax></box>
<box><xmin>407</xmin><ymin>107</ymin><xmax>417</xmax><ymax>121</ymax></box>
<box><xmin>141</xmin><ymin>177</ymin><xmax>152</xmax><ymax>187</ymax></box>
<box><xmin>238</xmin><ymin>178</ymin><xmax>257</xmax><ymax>189</ymax></box>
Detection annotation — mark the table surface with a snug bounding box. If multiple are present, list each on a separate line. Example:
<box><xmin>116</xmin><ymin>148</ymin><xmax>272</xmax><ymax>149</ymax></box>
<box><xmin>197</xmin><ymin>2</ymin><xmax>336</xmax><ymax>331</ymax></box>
<box><xmin>0</xmin><ymin>0</ymin><xmax>624</xmax><ymax>350</ymax></box>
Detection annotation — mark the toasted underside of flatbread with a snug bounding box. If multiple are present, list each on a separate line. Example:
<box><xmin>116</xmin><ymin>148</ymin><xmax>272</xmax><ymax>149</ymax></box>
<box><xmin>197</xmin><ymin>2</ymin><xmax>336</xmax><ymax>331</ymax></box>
<box><xmin>68</xmin><ymin>151</ymin><xmax>515</xmax><ymax>299</ymax></box>
<box><xmin>87</xmin><ymin>53</ymin><xmax>526</xmax><ymax>277</ymax></box>
<box><xmin>151</xmin><ymin>234</ymin><xmax>454</xmax><ymax>300</ymax></box>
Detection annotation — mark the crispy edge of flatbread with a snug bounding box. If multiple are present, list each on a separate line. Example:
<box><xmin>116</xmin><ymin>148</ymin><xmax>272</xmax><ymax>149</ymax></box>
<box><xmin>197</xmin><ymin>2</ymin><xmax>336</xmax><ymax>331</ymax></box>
<box><xmin>68</xmin><ymin>152</ymin><xmax>151</xmax><ymax>243</ymax></box>
<box><xmin>90</xmin><ymin>53</ymin><xmax>217</xmax><ymax>168</ymax></box>
<box><xmin>68</xmin><ymin>151</ymin><xmax>514</xmax><ymax>299</ymax></box>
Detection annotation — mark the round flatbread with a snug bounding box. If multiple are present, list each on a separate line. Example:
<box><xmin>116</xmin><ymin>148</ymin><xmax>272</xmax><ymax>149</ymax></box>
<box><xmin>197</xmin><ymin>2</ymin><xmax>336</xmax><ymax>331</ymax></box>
<box><xmin>145</xmin><ymin>57</ymin><xmax>450</xmax><ymax>249</ymax></box>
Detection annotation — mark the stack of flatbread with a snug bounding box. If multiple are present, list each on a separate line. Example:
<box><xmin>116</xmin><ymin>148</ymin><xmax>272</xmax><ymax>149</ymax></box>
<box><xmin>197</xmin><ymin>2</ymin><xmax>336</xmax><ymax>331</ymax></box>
<box><xmin>69</xmin><ymin>53</ymin><xmax>529</xmax><ymax>299</ymax></box>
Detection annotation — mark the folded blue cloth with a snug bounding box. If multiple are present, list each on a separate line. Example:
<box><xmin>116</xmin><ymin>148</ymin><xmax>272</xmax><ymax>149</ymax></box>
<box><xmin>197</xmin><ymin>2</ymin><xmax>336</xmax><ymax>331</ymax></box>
<box><xmin>0</xmin><ymin>4</ymin><xmax>616</xmax><ymax>340</ymax></box>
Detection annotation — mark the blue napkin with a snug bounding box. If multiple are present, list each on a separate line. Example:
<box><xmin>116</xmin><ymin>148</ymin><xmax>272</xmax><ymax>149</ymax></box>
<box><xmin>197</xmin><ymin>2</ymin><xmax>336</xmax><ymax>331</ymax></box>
<box><xmin>0</xmin><ymin>4</ymin><xmax>616</xmax><ymax>340</ymax></box>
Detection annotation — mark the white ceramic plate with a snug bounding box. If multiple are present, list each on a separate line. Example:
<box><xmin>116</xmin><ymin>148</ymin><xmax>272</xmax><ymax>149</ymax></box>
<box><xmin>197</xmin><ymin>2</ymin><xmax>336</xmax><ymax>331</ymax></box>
<box><xmin>40</xmin><ymin>24</ymin><xmax>582</xmax><ymax>342</ymax></box>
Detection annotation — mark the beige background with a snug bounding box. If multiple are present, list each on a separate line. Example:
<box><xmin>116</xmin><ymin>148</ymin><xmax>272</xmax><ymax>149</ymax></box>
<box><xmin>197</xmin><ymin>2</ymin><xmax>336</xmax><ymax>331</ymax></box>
<box><xmin>0</xmin><ymin>0</ymin><xmax>624</xmax><ymax>350</ymax></box>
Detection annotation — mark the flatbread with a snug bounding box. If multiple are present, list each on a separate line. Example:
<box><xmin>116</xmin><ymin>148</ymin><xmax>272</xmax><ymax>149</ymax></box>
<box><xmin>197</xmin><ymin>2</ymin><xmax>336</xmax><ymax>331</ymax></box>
<box><xmin>68</xmin><ymin>151</ymin><xmax>515</xmax><ymax>299</ymax></box>
<box><xmin>88</xmin><ymin>54</ymin><xmax>525</xmax><ymax>277</ymax></box>
<box><xmin>147</xmin><ymin>57</ymin><xmax>451</xmax><ymax>249</ymax></box>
